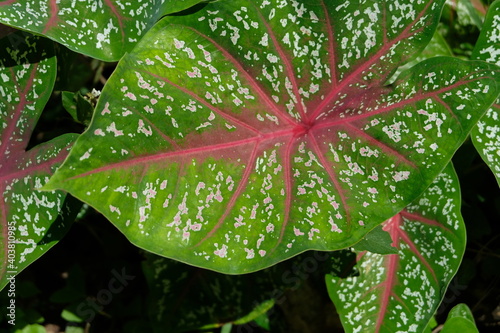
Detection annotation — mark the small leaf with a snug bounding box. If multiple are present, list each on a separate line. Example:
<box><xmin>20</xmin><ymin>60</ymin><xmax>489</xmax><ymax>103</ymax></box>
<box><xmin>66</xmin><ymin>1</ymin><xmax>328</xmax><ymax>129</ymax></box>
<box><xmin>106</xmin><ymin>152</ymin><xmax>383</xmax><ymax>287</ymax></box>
<box><xmin>44</xmin><ymin>0</ymin><xmax>499</xmax><ymax>273</ymax></box>
<box><xmin>0</xmin><ymin>0</ymin><xmax>209</xmax><ymax>61</ymax></box>
<box><xmin>15</xmin><ymin>324</ymin><xmax>46</xmax><ymax>333</ymax></box>
<box><xmin>440</xmin><ymin>304</ymin><xmax>479</xmax><ymax>333</ymax></box>
<box><xmin>471</xmin><ymin>0</ymin><xmax>500</xmax><ymax>186</ymax></box>
<box><xmin>326</xmin><ymin>163</ymin><xmax>466</xmax><ymax>333</ymax></box>
<box><xmin>352</xmin><ymin>225</ymin><xmax>397</xmax><ymax>255</ymax></box>
<box><xmin>61</xmin><ymin>309</ymin><xmax>84</xmax><ymax>323</ymax></box>
<box><xmin>64</xmin><ymin>327</ymin><xmax>85</xmax><ymax>333</ymax></box>
<box><xmin>232</xmin><ymin>299</ymin><xmax>274</xmax><ymax>325</ymax></box>
<box><xmin>61</xmin><ymin>91</ymin><xmax>96</xmax><ymax>126</ymax></box>
<box><xmin>0</xmin><ymin>32</ymin><xmax>78</xmax><ymax>290</ymax></box>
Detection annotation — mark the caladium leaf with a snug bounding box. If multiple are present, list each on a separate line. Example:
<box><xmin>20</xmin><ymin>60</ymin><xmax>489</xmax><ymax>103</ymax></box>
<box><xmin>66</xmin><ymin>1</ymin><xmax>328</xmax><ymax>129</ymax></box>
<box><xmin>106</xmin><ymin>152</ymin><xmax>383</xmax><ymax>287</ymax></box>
<box><xmin>44</xmin><ymin>0</ymin><xmax>499</xmax><ymax>273</ymax></box>
<box><xmin>326</xmin><ymin>163</ymin><xmax>465</xmax><ymax>333</ymax></box>
<box><xmin>0</xmin><ymin>31</ymin><xmax>78</xmax><ymax>290</ymax></box>
<box><xmin>0</xmin><ymin>0</ymin><xmax>208</xmax><ymax>62</ymax></box>
<box><xmin>471</xmin><ymin>0</ymin><xmax>500</xmax><ymax>186</ymax></box>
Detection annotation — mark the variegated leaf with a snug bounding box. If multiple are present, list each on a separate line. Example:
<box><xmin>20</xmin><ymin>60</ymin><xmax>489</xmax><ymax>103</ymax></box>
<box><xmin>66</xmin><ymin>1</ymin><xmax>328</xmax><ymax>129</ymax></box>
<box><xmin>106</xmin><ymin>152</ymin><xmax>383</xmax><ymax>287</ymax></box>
<box><xmin>326</xmin><ymin>163</ymin><xmax>466</xmax><ymax>333</ymax></box>
<box><xmin>0</xmin><ymin>0</ymin><xmax>207</xmax><ymax>61</ymax></box>
<box><xmin>0</xmin><ymin>31</ymin><xmax>78</xmax><ymax>290</ymax></box>
<box><xmin>471</xmin><ymin>0</ymin><xmax>500</xmax><ymax>186</ymax></box>
<box><xmin>44</xmin><ymin>0</ymin><xmax>498</xmax><ymax>273</ymax></box>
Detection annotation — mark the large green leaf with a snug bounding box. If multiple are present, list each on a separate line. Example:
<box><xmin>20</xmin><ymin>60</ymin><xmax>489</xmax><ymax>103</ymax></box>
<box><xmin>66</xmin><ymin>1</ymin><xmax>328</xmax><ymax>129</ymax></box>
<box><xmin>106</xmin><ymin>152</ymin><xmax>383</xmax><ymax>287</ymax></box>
<box><xmin>471</xmin><ymin>0</ymin><xmax>500</xmax><ymax>186</ymax></box>
<box><xmin>0</xmin><ymin>0</ymin><xmax>207</xmax><ymax>61</ymax></box>
<box><xmin>0</xmin><ymin>31</ymin><xmax>78</xmax><ymax>290</ymax></box>
<box><xmin>326</xmin><ymin>163</ymin><xmax>465</xmax><ymax>333</ymax></box>
<box><xmin>44</xmin><ymin>0</ymin><xmax>499</xmax><ymax>273</ymax></box>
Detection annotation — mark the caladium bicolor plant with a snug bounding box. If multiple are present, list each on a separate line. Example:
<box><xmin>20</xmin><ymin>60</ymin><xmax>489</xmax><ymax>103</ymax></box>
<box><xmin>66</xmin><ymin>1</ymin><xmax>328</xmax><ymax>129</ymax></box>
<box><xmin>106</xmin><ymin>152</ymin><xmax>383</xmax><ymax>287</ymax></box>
<box><xmin>326</xmin><ymin>163</ymin><xmax>466</xmax><ymax>333</ymax></box>
<box><xmin>0</xmin><ymin>0</ymin><xmax>207</xmax><ymax>61</ymax></box>
<box><xmin>471</xmin><ymin>0</ymin><xmax>500</xmax><ymax>186</ymax></box>
<box><xmin>0</xmin><ymin>31</ymin><xmax>78</xmax><ymax>290</ymax></box>
<box><xmin>43</xmin><ymin>0</ymin><xmax>500</xmax><ymax>274</ymax></box>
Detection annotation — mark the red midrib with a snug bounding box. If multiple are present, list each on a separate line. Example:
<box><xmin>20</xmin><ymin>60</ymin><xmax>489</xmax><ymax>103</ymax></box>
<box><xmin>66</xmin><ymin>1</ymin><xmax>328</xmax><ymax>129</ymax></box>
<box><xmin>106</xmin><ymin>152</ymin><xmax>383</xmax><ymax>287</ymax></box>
<box><xmin>67</xmin><ymin>128</ymin><xmax>297</xmax><ymax>181</ymax></box>
<box><xmin>104</xmin><ymin>0</ymin><xmax>126</xmax><ymax>43</ymax></box>
<box><xmin>375</xmin><ymin>253</ymin><xmax>399</xmax><ymax>333</ymax></box>
<box><xmin>312</xmin><ymin>75</ymin><xmax>486</xmax><ymax>131</ymax></box>
<box><xmin>399</xmin><ymin>230</ymin><xmax>438</xmax><ymax>283</ymax></box>
<box><xmin>401</xmin><ymin>210</ymin><xmax>453</xmax><ymax>234</ymax></box>
<box><xmin>0</xmin><ymin>65</ymin><xmax>39</xmax><ymax>163</ymax></box>
<box><xmin>42</xmin><ymin>0</ymin><xmax>59</xmax><ymax>34</ymax></box>
<box><xmin>0</xmin><ymin>143</ymin><xmax>72</xmax><ymax>280</ymax></box>
<box><xmin>0</xmin><ymin>0</ymin><xmax>16</xmax><ymax>5</ymax></box>
<box><xmin>0</xmin><ymin>142</ymin><xmax>72</xmax><ymax>182</ymax></box>
<box><xmin>375</xmin><ymin>215</ymin><xmax>402</xmax><ymax>333</ymax></box>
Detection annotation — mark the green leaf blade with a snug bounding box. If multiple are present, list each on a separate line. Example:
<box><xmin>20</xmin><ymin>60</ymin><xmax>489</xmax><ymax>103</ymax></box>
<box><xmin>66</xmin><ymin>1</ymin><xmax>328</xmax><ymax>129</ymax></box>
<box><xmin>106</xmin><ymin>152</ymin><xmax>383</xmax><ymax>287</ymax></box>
<box><xmin>0</xmin><ymin>32</ymin><xmax>78</xmax><ymax>290</ymax></box>
<box><xmin>45</xmin><ymin>1</ymin><xmax>498</xmax><ymax>273</ymax></box>
<box><xmin>471</xmin><ymin>0</ymin><xmax>500</xmax><ymax>186</ymax></box>
<box><xmin>440</xmin><ymin>304</ymin><xmax>479</xmax><ymax>333</ymax></box>
<box><xmin>326</xmin><ymin>164</ymin><xmax>466</xmax><ymax>333</ymax></box>
<box><xmin>0</xmin><ymin>0</ymin><xmax>207</xmax><ymax>61</ymax></box>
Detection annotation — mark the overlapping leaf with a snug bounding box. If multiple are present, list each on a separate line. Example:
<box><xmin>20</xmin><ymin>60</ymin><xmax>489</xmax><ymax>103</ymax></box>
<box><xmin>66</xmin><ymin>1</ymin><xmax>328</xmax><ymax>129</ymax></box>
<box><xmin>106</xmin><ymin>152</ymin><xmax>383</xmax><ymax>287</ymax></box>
<box><xmin>326</xmin><ymin>163</ymin><xmax>465</xmax><ymax>333</ymax></box>
<box><xmin>0</xmin><ymin>0</ymin><xmax>207</xmax><ymax>61</ymax></box>
<box><xmin>0</xmin><ymin>31</ymin><xmax>78</xmax><ymax>290</ymax></box>
<box><xmin>471</xmin><ymin>0</ymin><xmax>500</xmax><ymax>186</ymax></box>
<box><xmin>44</xmin><ymin>0</ymin><xmax>499</xmax><ymax>273</ymax></box>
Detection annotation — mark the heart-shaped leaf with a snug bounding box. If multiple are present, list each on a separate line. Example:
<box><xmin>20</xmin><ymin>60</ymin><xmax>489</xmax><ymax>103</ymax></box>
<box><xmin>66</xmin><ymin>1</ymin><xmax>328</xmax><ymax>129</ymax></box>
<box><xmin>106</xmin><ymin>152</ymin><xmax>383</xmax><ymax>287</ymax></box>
<box><xmin>0</xmin><ymin>31</ymin><xmax>78</xmax><ymax>290</ymax></box>
<box><xmin>0</xmin><ymin>0</ymin><xmax>207</xmax><ymax>61</ymax></box>
<box><xmin>44</xmin><ymin>0</ymin><xmax>499</xmax><ymax>273</ymax></box>
<box><xmin>326</xmin><ymin>163</ymin><xmax>465</xmax><ymax>333</ymax></box>
<box><xmin>471</xmin><ymin>0</ymin><xmax>500</xmax><ymax>186</ymax></box>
